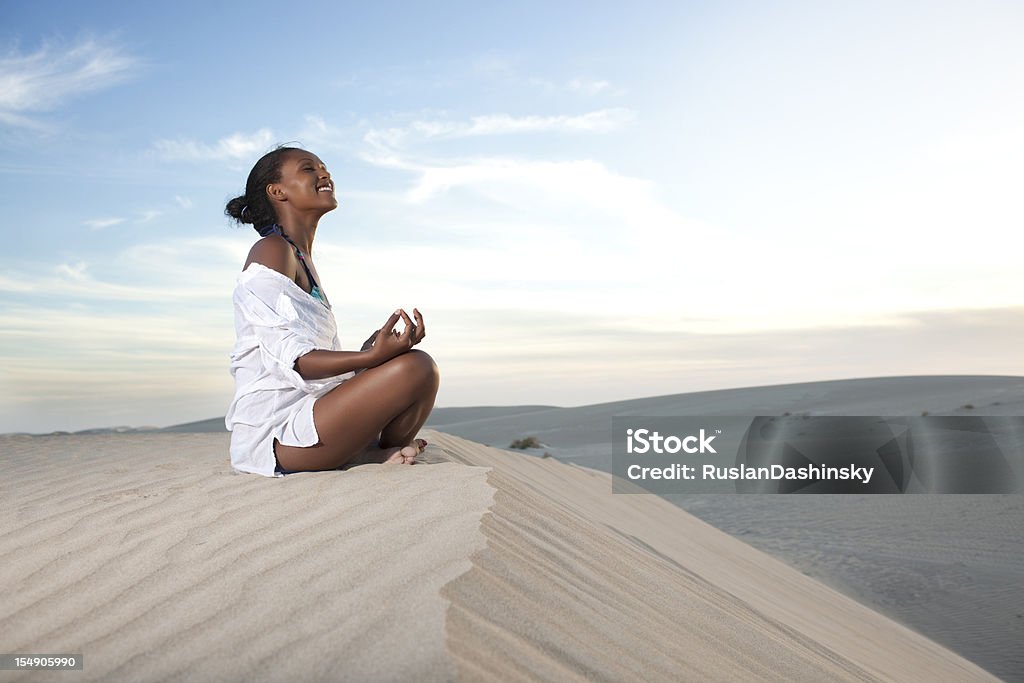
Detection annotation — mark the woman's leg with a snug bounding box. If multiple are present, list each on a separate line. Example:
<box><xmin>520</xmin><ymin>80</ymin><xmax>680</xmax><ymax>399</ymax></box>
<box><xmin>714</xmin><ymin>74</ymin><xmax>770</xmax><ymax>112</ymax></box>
<box><xmin>275</xmin><ymin>350</ymin><xmax>440</xmax><ymax>472</ymax></box>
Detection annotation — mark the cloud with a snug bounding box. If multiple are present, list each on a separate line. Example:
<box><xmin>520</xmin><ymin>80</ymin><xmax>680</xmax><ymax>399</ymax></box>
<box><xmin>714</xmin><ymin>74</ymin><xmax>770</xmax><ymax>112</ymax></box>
<box><xmin>356</xmin><ymin>117</ymin><xmax>1020</xmax><ymax>330</ymax></box>
<box><xmin>366</xmin><ymin>109</ymin><xmax>633</xmax><ymax>150</ymax></box>
<box><xmin>568</xmin><ymin>78</ymin><xmax>611</xmax><ymax>95</ymax></box>
<box><xmin>84</xmin><ymin>198</ymin><xmax>192</xmax><ymax>232</ymax></box>
<box><xmin>83</xmin><ymin>217</ymin><xmax>125</xmax><ymax>230</ymax></box>
<box><xmin>137</xmin><ymin>209</ymin><xmax>162</xmax><ymax>223</ymax></box>
<box><xmin>0</xmin><ymin>236</ymin><xmax>247</xmax><ymax>303</ymax></box>
<box><xmin>466</xmin><ymin>55</ymin><xmax>617</xmax><ymax>97</ymax></box>
<box><xmin>470</xmin><ymin>53</ymin><xmax>521</xmax><ymax>79</ymax></box>
<box><xmin>153</xmin><ymin>128</ymin><xmax>275</xmax><ymax>162</ymax></box>
<box><xmin>395</xmin><ymin>158</ymin><xmax>696</xmax><ymax>258</ymax></box>
<box><xmin>0</xmin><ymin>39</ymin><xmax>140</xmax><ymax>127</ymax></box>
<box><xmin>56</xmin><ymin>261</ymin><xmax>89</xmax><ymax>280</ymax></box>
<box><xmin>0</xmin><ymin>110</ymin><xmax>52</xmax><ymax>131</ymax></box>
<box><xmin>403</xmin><ymin>157</ymin><xmax>653</xmax><ymax>208</ymax></box>
<box><xmin>461</xmin><ymin>109</ymin><xmax>633</xmax><ymax>136</ymax></box>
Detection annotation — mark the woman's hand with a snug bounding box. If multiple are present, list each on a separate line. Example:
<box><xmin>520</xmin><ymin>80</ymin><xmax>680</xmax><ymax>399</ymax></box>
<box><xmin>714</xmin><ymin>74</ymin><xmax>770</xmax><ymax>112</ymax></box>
<box><xmin>365</xmin><ymin>309</ymin><xmax>426</xmax><ymax>366</ymax></box>
<box><xmin>354</xmin><ymin>330</ymin><xmax>379</xmax><ymax>375</ymax></box>
<box><xmin>410</xmin><ymin>308</ymin><xmax>426</xmax><ymax>346</ymax></box>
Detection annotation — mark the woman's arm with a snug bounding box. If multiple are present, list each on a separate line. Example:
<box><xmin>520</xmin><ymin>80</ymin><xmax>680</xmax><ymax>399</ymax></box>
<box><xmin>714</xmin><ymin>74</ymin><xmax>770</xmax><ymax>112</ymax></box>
<box><xmin>293</xmin><ymin>309</ymin><xmax>425</xmax><ymax>380</ymax></box>
<box><xmin>293</xmin><ymin>349</ymin><xmax>375</xmax><ymax>380</ymax></box>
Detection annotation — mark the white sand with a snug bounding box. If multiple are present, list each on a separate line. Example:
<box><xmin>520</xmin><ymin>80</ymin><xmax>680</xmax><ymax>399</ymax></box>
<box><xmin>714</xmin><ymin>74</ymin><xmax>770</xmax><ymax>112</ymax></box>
<box><xmin>0</xmin><ymin>428</ymin><xmax>999</xmax><ymax>682</ymax></box>
<box><xmin>1</xmin><ymin>433</ymin><xmax>491</xmax><ymax>682</ymax></box>
<box><xmin>428</xmin><ymin>375</ymin><xmax>1024</xmax><ymax>680</ymax></box>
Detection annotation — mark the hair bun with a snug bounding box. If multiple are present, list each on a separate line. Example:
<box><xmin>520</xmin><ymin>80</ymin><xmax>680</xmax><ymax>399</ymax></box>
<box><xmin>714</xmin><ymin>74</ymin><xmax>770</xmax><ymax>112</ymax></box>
<box><xmin>225</xmin><ymin>195</ymin><xmax>250</xmax><ymax>223</ymax></box>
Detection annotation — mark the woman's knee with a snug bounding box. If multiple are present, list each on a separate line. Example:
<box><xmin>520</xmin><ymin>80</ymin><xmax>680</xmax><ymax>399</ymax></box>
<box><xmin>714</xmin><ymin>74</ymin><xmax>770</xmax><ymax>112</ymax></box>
<box><xmin>380</xmin><ymin>349</ymin><xmax>440</xmax><ymax>388</ymax></box>
<box><xmin>406</xmin><ymin>349</ymin><xmax>440</xmax><ymax>388</ymax></box>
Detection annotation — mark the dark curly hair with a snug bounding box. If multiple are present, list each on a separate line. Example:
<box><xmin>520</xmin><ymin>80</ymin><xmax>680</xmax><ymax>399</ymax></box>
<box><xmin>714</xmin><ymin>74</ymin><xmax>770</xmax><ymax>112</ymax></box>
<box><xmin>225</xmin><ymin>145</ymin><xmax>303</xmax><ymax>236</ymax></box>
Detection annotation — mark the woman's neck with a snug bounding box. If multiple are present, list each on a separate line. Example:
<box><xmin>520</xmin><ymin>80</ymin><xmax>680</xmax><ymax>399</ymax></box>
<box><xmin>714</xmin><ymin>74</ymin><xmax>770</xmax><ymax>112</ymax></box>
<box><xmin>274</xmin><ymin>203</ymin><xmax>327</xmax><ymax>255</ymax></box>
<box><xmin>277</xmin><ymin>221</ymin><xmax>317</xmax><ymax>255</ymax></box>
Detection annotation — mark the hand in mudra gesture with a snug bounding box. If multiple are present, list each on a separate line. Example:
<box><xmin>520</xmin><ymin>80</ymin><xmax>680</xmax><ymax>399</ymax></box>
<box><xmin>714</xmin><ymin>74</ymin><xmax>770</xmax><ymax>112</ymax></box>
<box><xmin>360</xmin><ymin>308</ymin><xmax>426</xmax><ymax>368</ymax></box>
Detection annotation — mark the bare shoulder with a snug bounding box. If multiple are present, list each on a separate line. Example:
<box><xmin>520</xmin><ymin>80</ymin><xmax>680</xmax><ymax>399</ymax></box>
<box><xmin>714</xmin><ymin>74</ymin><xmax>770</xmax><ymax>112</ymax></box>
<box><xmin>244</xmin><ymin>235</ymin><xmax>297</xmax><ymax>279</ymax></box>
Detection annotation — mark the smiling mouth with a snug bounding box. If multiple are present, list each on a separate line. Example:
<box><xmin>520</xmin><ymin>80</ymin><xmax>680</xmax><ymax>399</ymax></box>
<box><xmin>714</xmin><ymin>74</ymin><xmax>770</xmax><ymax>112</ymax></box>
<box><xmin>317</xmin><ymin>185</ymin><xmax>334</xmax><ymax>193</ymax></box>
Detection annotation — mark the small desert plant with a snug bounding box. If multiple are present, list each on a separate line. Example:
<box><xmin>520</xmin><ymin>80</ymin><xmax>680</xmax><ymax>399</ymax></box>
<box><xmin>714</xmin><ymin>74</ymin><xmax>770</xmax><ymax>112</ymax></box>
<box><xmin>509</xmin><ymin>436</ymin><xmax>541</xmax><ymax>449</ymax></box>
<box><xmin>921</xmin><ymin>410</ymin><xmax>929</xmax><ymax>416</ymax></box>
<box><xmin>962</xmin><ymin>403</ymin><xmax>975</xmax><ymax>410</ymax></box>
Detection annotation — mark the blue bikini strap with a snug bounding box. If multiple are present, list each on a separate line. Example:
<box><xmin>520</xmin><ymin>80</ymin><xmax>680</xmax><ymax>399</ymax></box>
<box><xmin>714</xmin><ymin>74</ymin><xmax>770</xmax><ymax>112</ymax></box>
<box><xmin>260</xmin><ymin>224</ymin><xmax>326</xmax><ymax>302</ymax></box>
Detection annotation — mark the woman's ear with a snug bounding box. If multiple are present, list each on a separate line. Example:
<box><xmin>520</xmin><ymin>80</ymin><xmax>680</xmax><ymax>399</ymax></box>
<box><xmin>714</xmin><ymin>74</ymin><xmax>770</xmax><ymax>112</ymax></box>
<box><xmin>266</xmin><ymin>183</ymin><xmax>286</xmax><ymax>203</ymax></box>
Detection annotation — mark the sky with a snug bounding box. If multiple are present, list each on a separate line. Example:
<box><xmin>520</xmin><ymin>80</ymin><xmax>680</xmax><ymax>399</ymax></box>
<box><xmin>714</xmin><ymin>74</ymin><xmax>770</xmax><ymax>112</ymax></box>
<box><xmin>1</xmin><ymin>0</ymin><xmax>1022</xmax><ymax>433</ymax></box>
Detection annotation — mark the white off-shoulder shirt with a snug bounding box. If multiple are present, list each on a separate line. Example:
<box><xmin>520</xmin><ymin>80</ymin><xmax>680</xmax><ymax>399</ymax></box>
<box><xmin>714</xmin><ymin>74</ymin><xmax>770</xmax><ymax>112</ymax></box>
<box><xmin>225</xmin><ymin>263</ymin><xmax>353</xmax><ymax>477</ymax></box>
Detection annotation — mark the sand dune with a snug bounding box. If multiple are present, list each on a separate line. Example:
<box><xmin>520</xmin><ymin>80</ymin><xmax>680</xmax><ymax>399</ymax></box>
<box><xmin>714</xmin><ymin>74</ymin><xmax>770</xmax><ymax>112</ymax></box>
<box><xmin>426</xmin><ymin>376</ymin><xmax>1024</xmax><ymax>680</ymax></box>
<box><xmin>1</xmin><ymin>433</ymin><xmax>489</xmax><ymax>682</ymax></box>
<box><xmin>0</xmin><ymin>429</ymin><xmax>998</xmax><ymax>681</ymax></box>
<box><xmin>431</xmin><ymin>432</ymin><xmax>996</xmax><ymax>682</ymax></box>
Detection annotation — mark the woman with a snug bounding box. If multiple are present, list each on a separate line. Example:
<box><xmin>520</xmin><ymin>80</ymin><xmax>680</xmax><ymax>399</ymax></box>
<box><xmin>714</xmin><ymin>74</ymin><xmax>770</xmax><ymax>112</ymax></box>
<box><xmin>224</xmin><ymin>146</ymin><xmax>439</xmax><ymax>476</ymax></box>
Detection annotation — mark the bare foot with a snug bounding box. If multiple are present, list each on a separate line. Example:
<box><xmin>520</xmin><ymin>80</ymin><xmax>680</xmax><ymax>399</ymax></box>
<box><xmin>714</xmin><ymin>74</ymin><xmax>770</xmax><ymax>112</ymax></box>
<box><xmin>344</xmin><ymin>439</ymin><xmax>428</xmax><ymax>467</ymax></box>
<box><xmin>382</xmin><ymin>444</ymin><xmax>419</xmax><ymax>464</ymax></box>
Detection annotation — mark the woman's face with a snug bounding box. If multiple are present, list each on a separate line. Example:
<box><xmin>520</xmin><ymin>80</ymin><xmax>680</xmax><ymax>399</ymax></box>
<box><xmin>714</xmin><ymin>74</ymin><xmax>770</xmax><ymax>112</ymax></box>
<box><xmin>270</xmin><ymin>149</ymin><xmax>338</xmax><ymax>214</ymax></box>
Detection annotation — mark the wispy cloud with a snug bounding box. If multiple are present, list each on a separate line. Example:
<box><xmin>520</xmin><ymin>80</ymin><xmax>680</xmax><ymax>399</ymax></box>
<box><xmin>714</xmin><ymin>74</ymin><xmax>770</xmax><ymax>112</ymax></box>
<box><xmin>55</xmin><ymin>260</ymin><xmax>89</xmax><ymax>279</ymax></box>
<box><xmin>0</xmin><ymin>39</ymin><xmax>140</xmax><ymax>128</ymax></box>
<box><xmin>0</xmin><ymin>237</ymin><xmax>247</xmax><ymax>303</ymax></box>
<box><xmin>402</xmin><ymin>157</ymin><xmax>662</xmax><ymax>215</ymax></box>
<box><xmin>288</xmin><ymin>114</ymin><xmax>355</xmax><ymax>154</ymax></box>
<box><xmin>83</xmin><ymin>217</ymin><xmax>125</xmax><ymax>230</ymax></box>
<box><xmin>450</xmin><ymin>109</ymin><xmax>633</xmax><ymax>136</ymax></box>
<box><xmin>467</xmin><ymin>55</ymin><xmax>618</xmax><ymax>97</ymax></box>
<box><xmin>84</xmin><ymin>203</ymin><xmax>188</xmax><ymax>232</ymax></box>
<box><xmin>137</xmin><ymin>209</ymin><xmax>162</xmax><ymax>223</ymax></box>
<box><xmin>568</xmin><ymin>78</ymin><xmax>612</xmax><ymax>95</ymax></box>
<box><xmin>364</xmin><ymin>109</ymin><xmax>634</xmax><ymax>152</ymax></box>
<box><xmin>153</xmin><ymin>128</ymin><xmax>275</xmax><ymax>162</ymax></box>
<box><xmin>83</xmin><ymin>197</ymin><xmax>195</xmax><ymax>232</ymax></box>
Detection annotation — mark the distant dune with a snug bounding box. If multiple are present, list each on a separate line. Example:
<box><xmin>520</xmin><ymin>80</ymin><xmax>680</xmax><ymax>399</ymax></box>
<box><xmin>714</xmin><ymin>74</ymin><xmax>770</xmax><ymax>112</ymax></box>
<box><xmin>158</xmin><ymin>417</ymin><xmax>226</xmax><ymax>433</ymax></box>
<box><xmin>133</xmin><ymin>405</ymin><xmax>561</xmax><ymax>435</ymax></box>
<box><xmin>156</xmin><ymin>375</ymin><xmax>1024</xmax><ymax>441</ymax></box>
<box><xmin>425</xmin><ymin>375</ymin><xmax>1024</xmax><ymax>467</ymax></box>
